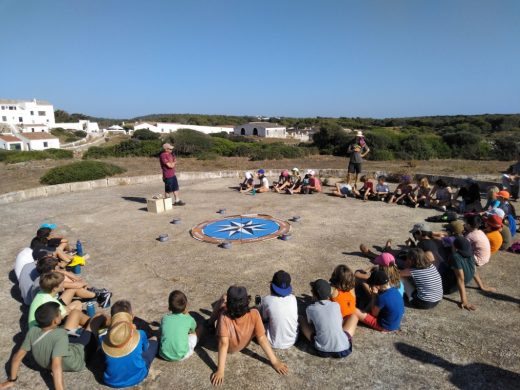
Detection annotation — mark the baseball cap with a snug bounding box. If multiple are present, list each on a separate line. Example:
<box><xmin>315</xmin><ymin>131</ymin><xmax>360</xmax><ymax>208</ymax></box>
<box><xmin>257</xmin><ymin>169</ymin><xmax>265</xmax><ymax>175</ymax></box>
<box><xmin>244</xmin><ymin>171</ymin><xmax>253</xmax><ymax>180</ymax></box>
<box><xmin>374</xmin><ymin>252</ymin><xmax>396</xmax><ymax>267</ymax></box>
<box><xmin>307</xmin><ymin>170</ymin><xmax>315</xmax><ymax>176</ymax></box>
<box><xmin>497</xmin><ymin>190</ymin><xmax>510</xmax><ymax>199</ymax></box>
<box><xmin>271</xmin><ymin>270</ymin><xmax>292</xmax><ymax>297</ymax></box>
<box><xmin>291</xmin><ymin>167</ymin><xmax>299</xmax><ymax>173</ymax></box>
<box><xmin>40</xmin><ymin>223</ymin><xmax>57</xmax><ymax>230</ymax></box>
<box><xmin>281</xmin><ymin>170</ymin><xmax>289</xmax><ymax>177</ymax></box>
<box><xmin>162</xmin><ymin>143</ymin><xmax>174</xmax><ymax>150</ymax></box>
<box><xmin>409</xmin><ymin>222</ymin><xmax>432</xmax><ymax>234</ymax></box>
<box><xmin>367</xmin><ymin>270</ymin><xmax>389</xmax><ymax>286</ymax></box>
<box><xmin>311</xmin><ymin>279</ymin><xmax>331</xmax><ymax>300</ymax></box>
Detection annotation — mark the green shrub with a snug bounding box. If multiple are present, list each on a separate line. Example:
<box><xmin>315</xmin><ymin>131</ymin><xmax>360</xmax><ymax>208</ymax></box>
<box><xmin>132</xmin><ymin>129</ymin><xmax>160</xmax><ymax>140</ymax></box>
<box><xmin>0</xmin><ymin>149</ymin><xmax>73</xmax><ymax>164</ymax></box>
<box><xmin>196</xmin><ymin>152</ymin><xmax>219</xmax><ymax>160</ymax></box>
<box><xmin>83</xmin><ymin>146</ymin><xmax>115</xmax><ymax>159</ymax></box>
<box><xmin>370</xmin><ymin>149</ymin><xmax>394</xmax><ymax>160</ymax></box>
<box><xmin>40</xmin><ymin>161</ymin><xmax>126</xmax><ymax>185</ymax></box>
<box><xmin>167</xmin><ymin>129</ymin><xmax>215</xmax><ymax>156</ymax></box>
<box><xmin>74</xmin><ymin>130</ymin><xmax>87</xmax><ymax>138</ymax></box>
<box><xmin>83</xmin><ymin>140</ymin><xmax>162</xmax><ymax>159</ymax></box>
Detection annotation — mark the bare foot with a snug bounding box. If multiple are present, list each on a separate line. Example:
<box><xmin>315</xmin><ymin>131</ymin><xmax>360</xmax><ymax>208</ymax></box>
<box><xmin>481</xmin><ymin>286</ymin><xmax>497</xmax><ymax>293</ymax></box>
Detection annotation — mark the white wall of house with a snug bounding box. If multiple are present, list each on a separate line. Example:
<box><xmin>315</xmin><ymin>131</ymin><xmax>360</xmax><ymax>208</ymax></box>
<box><xmin>18</xmin><ymin>136</ymin><xmax>60</xmax><ymax>151</ymax></box>
<box><xmin>51</xmin><ymin>120</ymin><xmax>100</xmax><ymax>133</ymax></box>
<box><xmin>233</xmin><ymin>123</ymin><xmax>286</xmax><ymax>138</ymax></box>
<box><xmin>20</xmin><ymin>124</ymin><xmax>49</xmax><ymax>133</ymax></box>
<box><xmin>0</xmin><ymin>139</ymin><xmax>23</xmax><ymax>150</ymax></box>
<box><xmin>134</xmin><ymin>122</ymin><xmax>233</xmax><ymax>135</ymax></box>
<box><xmin>0</xmin><ymin>100</ymin><xmax>55</xmax><ymax>128</ymax></box>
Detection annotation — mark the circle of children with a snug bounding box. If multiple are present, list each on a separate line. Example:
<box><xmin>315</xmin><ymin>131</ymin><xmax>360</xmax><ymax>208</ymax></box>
<box><xmin>2</xmin><ymin>170</ymin><xmax>518</xmax><ymax>389</ymax></box>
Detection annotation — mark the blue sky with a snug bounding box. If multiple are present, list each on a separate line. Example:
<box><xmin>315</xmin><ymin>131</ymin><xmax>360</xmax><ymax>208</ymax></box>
<box><xmin>1</xmin><ymin>0</ymin><xmax>519</xmax><ymax>119</ymax></box>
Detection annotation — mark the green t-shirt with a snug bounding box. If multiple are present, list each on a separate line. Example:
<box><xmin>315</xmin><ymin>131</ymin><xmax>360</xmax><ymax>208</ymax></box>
<box><xmin>451</xmin><ymin>252</ymin><xmax>476</xmax><ymax>285</ymax></box>
<box><xmin>21</xmin><ymin>327</ymin><xmax>85</xmax><ymax>372</ymax></box>
<box><xmin>28</xmin><ymin>291</ymin><xmax>67</xmax><ymax>328</ymax></box>
<box><xmin>160</xmin><ymin>313</ymin><xmax>196</xmax><ymax>361</ymax></box>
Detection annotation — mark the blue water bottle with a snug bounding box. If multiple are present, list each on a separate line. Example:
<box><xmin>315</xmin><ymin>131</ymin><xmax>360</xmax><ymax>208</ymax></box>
<box><xmin>86</xmin><ymin>301</ymin><xmax>96</xmax><ymax>317</ymax></box>
<box><xmin>76</xmin><ymin>240</ymin><xmax>83</xmax><ymax>256</ymax></box>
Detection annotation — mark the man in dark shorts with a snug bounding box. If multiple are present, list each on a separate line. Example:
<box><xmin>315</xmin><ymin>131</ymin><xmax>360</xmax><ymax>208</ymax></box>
<box><xmin>346</xmin><ymin>131</ymin><xmax>370</xmax><ymax>189</ymax></box>
<box><xmin>159</xmin><ymin>143</ymin><xmax>185</xmax><ymax>206</ymax></box>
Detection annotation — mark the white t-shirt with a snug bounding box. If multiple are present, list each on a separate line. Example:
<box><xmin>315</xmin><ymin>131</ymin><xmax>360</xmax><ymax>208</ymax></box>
<box><xmin>260</xmin><ymin>294</ymin><xmax>298</xmax><ymax>349</ymax></box>
<box><xmin>260</xmin><ymin>177</ymin><xmax>269</xmax><ymax>189</ymax></box>
<box><xmin>14</xmin><ymin>248</ymin><xmax>34</xmax><ymax>280</ymax></box>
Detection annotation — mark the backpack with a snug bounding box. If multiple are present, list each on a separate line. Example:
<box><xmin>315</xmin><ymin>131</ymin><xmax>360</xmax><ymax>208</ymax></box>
<box><xmin>425</xmin><ymin>211</ymin><xmax>457</xmax><ymax>223</ymax></box>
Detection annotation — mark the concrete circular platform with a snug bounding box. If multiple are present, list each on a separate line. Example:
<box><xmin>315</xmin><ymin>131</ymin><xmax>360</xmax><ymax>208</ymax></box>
<box><xmin>1</xmin><ymin>178</ymin><xmax>519</xmax><ymax>389</ymax></box>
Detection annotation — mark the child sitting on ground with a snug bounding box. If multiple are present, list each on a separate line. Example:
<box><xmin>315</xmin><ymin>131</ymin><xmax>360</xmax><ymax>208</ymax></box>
<box><xmin>430</xmin><ymin>179</ymin><xmax>453</xmax><ymax>211</ymax></box>
<box><xmin>415</xmin><ymin>177</ymin><xmax>431</xmax><ymax>208</ymax></box>
<box><xmin>301</xmin><ymin>170</ymin><xmax>322</xmax><ymax>194</ymax></box>
<box><xmin>30</xmin><ymin>224</ymin><xmax>83</xmax><ymax>266</ymax></box>
<box><xmin>299</xmin><ymin>279</ymin><xmax>358</xmax><ymax>358</ymax></box>
<box><xmin>160</xmin><ymin>290</ymin><xmax>201</xmax><ymax>361</ymax></box>
<box><xmin>352</xmin><ymin>175</ymin><xmax>374</xmax><ymax>201</ymax></box>
<box><xmin>441</xmin><ymin>236</ymin><xmax>476</xmax><ymax>311</ymax></box>
<box><xmin>399</xmin><ymin>248</ymin><xmax>443</xmax><ymax>309</ymax></box>
<box><xmin>329</xmin><ymin>265</ymin><xmax>356</xmax><ymax>319</ymax></box>
<box><xmin>100</xmin><ymin>300</ymin><xmax>158</xmax><ymax>388</ymax></box>
<box><xmin>239</xmin><ymin>171</ymin><xmax>254</xmax><ymax>193</ymax></box>
<box><xmin>351</xmin><ymin>270</ymin><xmax>405</xmax><ymax>332</ymax></box>
<box><xmin>209</xmin><ymin>286</ymin><xmax>288</xmax><ymax>386</ymax></box>
<box><xmin>0</xmin><ymin>302</ymin><xmax>106</xmax><ymax>390</ymax></box>
<box><xmin>258</xmin><ymin>270</ymin><xmax>298</xmax><ymax>349</ymax></box>
<box><xmin>28</xmin><ymin>272</ymin><xmax>90</xmax><ymax>331</ymax></box>
<box><xmin>256</xmin><ymin>169</ymin><xmax>270</xmax><ymax>193</ymax></box>
<box><xmin>286</xmin><ymin>168</ymin><xmax>302</xmax><ymax>194</ymax></box>
<box><xmin>273</xmin><ymin>170</ymin><xmax>292</xmax><ymax>193</ymax></box>
<box><xmin>483</xmin><ymin>186</ymin><xmax>500</xmax><ymax>211</ymax></box>
<box><xmin>375</xmin><ymin>175</ymin><xmax>391</xmax><ymax>201</ymax></box>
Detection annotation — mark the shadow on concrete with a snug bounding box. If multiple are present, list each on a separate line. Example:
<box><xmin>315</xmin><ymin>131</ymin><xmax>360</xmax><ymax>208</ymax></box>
<box><xmin>477</xmin><ymin>290</ymin><xmax>520</xmax><ymax>305</ymax></box>
<box><xmin>121</xmin><ymin>196</ymin><xmax>147</xmax><ymax>204</ymax></box>
<box><xmin>395</xmin><ymin>342</ymin><xmax>520</xmax><ymax>389</ymax></box>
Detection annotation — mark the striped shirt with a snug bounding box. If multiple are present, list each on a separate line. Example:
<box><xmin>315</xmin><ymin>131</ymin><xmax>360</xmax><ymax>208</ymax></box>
<box><xmin>410</xmin><ymin>265</ymin><xmax>443</xmax><ymax>303</ymax></box>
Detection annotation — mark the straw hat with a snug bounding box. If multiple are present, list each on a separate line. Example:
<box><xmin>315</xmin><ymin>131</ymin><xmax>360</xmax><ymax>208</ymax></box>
<box><xmin>102</xmin><ymin>312</ymin><xmax>140</xmax><ymax>357</ymax></box>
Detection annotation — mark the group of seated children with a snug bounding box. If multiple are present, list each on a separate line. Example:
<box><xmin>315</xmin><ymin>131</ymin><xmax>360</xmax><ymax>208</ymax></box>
<box><xmin>240</xmin><ymin>168</ymin><xmax>322</xmax><ymax>195</ymax></box>
<box><xmin>3</xmin><ymin>262</ymin><xmax>407</xmax><ymax>389</ymax></box>
<box><xmin>360</xmin><ymin>203</ymin><xmax>513</xmax><ymax>311</ymax></box>
<box><xmin>333</xmin><ymin>175</ymin><xmax>489</xmax><ymax>213</ymax></box>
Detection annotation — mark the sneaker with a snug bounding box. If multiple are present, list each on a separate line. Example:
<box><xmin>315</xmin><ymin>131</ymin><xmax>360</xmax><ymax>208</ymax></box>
<box><xmin>174</xmin><ymin>200</ymin><xmax>186</xmax><ymax>206</ymax></box>
<box><xmin>88</xmin><ymin>287</ymin><xmax>109</xmax><ymax>296</ymax></box>
<box><xmin>152</xmin><ymin>194</ymin><xmax>164</xmax><ymax>199</ymax></box>
<box><xmin>67</xmin><ymin>328</ymin><xmax>83</xmax><ymax>337</ymax></box>
<box><xmin>440</xmin><ymin>206</ymin><xmax>447</xmax><ymax>212</ymax></box>
<box><xmin>97</xmin><ymin>291</ymin><xmax>112</xmax><ymax>309</ymax></box>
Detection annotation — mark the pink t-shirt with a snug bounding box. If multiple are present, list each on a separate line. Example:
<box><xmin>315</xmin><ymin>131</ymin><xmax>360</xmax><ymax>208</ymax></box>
<box><xmin>159</xmin><ymin>151</ymin><xmax>176</xmax><ymax>178</ymax></box>
<box><xmin>466</xmin><ymin>229</ymin><xmax>491</xmax><ymax>266</ymax></box>
<box><xmin>310</xmin><ymin>177</ymin><xmax>322</xmax><ymax>192</ymax></box>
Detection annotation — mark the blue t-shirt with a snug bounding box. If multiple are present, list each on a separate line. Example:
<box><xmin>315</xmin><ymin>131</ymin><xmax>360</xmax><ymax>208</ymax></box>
<box><xmin>397</xmin><ymin>281</ymin><xmax>405</xmax><ymax>297</ymax></box>
<box><xmin>376</xmin><ymin>288</ymin><xmax>404</xmax><ymax>331</ymax></box>
<box><xmin>100</xmin><ymin>330</ymin><xmax>149</xmax><ymax>388</ymax></box>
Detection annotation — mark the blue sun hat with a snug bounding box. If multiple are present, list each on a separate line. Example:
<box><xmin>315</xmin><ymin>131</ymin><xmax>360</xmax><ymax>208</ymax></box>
<box><xmin>40</xmin><ymin>223</ymin><xmax>57</xmax><ymax>230</ymax></box>
<box><xmin>257</xmin><ymin>169</ymin><xmax>265</xmax><ymax>175</ymax></box>
<box><xmin>271</xmin><ymin>270</ymin><xmax>292</xmax><ymax>297</ymax></box>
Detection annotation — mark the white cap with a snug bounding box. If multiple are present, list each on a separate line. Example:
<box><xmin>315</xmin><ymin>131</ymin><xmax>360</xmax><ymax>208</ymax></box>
<box><xmin>244</xmin><ymin>171</ymin><xmax>253</xmax><ymax>179</ymax></box>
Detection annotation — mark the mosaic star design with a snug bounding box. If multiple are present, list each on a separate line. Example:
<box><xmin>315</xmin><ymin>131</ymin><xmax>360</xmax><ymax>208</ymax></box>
<box><xmin>216</xmin><ymin>220</ymin><xmax>267</xmax><ymax>237</ymax></box>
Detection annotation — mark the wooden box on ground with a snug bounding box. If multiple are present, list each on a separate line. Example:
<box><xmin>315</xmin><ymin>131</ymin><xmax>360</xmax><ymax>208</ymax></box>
<box><xmin>147</xmin><ymin>198</ymin><xmax>165</xmax><ymax>213</ymax></box>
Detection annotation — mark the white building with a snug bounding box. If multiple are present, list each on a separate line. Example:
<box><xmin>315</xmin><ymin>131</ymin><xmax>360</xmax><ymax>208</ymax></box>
<box><xmin>18</xmin><ymin>132</ymin><xmax>60</xmax><ymax>151</ymax></box>
<box><xmin>286</xmin><ymin>128</ymin><xmax>315</xmax><ymax>142</ymax></box>
<box><xmin>0</xmin><ymin>134</ymin><xmax>23</xmax><ymax>150</ymax></box>
<box><xmin>234</xmin><ymin>122</ymin><xmax>286</xmax><ymax>138</ymax></box>
<box><xmin>0</xmin><ymin>99</ymin><xmax>55</xmax><ymax>133</ymax></box>
<box><xmin>134</xmin><ymin>122</ymin><xmax>234</xmax><ymax>135</ymax></box>
<box><xmin>51</xmin><ymin>120</ymin><xmax>100</xmax><ymax>133</ymax></box>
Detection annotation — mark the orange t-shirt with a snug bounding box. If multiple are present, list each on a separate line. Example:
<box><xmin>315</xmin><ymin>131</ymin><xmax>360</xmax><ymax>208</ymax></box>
<box><xmin>331</xmin><ymin>290</ymin><xmax>356</xmax><ymax>317</ymax></box>
<box><xmin>486</xmin><ymin>230</ymin><xmax>503</xmax><ymax>254</ymax></box>
<box><xmin>217</xmin><ymin>308</ymin><xmax>265</xmax><ymax>353</ymax></box>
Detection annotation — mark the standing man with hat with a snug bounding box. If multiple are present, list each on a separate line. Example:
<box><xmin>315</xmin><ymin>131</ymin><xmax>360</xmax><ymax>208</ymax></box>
<box><xmin>159</xmin><ymin>143</ymin><xmax>185</xmax><ymax>205</ymax></box>
<box><xmin>346</xmin><ymin>130</ymin><xmax>370</xmax><ymax>189</ymax></box>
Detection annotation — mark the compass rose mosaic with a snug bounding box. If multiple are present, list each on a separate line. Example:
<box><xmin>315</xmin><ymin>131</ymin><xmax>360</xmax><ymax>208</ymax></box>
<box><xmin>191</xmin><ymin>214</ymin><xmax>291</xmax><ymax>244</ymax></box>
